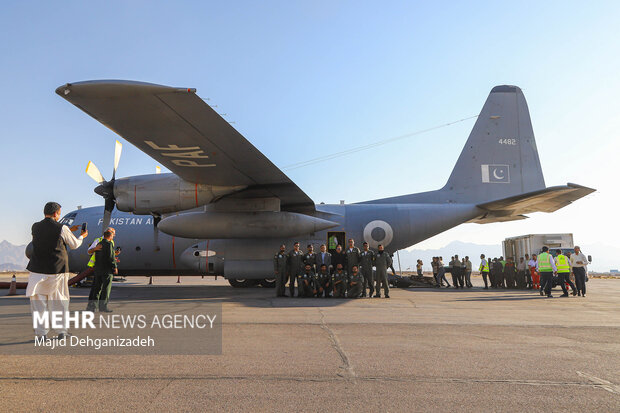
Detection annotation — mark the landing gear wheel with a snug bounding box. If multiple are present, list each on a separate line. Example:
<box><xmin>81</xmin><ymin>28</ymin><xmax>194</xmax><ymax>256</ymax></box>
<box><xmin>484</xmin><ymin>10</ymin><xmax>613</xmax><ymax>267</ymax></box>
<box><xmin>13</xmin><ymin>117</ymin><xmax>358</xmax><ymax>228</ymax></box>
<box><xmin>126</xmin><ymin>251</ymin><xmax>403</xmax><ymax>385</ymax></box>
<box><xmin>259</xmin><ymin>278</ymin><xmax>276</xmax><ymax>288</ymax></box>
<box><xmin>228</xmin><ymin>279</ymin><xmax>259</xmax><ymax>288</ymax></box>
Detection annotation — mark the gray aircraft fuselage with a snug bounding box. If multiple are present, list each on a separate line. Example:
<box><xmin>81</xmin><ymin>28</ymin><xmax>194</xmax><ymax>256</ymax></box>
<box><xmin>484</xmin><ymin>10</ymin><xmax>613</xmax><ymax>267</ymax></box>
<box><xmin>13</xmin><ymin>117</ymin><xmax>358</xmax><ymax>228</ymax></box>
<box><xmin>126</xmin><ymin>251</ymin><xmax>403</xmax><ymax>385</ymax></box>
<box><xmin>62</xmin><ymin>201</ymin><xmax>479</xmax><ymax>279</ymax></box>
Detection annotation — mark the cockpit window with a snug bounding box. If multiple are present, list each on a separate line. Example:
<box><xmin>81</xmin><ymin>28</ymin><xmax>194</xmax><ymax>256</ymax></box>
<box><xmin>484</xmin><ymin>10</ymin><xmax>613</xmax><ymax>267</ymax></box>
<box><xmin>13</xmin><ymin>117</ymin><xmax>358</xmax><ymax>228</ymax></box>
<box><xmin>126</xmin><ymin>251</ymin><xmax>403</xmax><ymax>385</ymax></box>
<box><xmin>59</xmin><ymin>212</ymin><xmax>77</xmax><ymax>226</ymax></box>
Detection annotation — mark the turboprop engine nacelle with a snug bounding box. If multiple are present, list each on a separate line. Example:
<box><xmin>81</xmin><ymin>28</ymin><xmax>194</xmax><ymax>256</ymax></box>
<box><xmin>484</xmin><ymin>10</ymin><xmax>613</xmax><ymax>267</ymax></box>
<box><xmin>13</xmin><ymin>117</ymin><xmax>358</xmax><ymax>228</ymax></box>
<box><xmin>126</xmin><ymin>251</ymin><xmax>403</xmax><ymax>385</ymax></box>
<box><xmin>113</xmin><ymin>173</ymin><xmax>245</xmax><ymax>215</ymax></box>
<box><xmin>158</xmin><ymin>211</ymin><xmax>339</xmax><ymax>239</ymax></box>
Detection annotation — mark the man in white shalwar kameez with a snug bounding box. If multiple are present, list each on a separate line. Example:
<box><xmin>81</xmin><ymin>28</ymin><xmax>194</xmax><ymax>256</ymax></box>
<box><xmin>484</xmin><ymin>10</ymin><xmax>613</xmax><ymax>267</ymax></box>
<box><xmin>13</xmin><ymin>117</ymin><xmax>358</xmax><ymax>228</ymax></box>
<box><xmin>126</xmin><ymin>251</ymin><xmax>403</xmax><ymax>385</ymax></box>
<box><xmin>26</xmin><ymin>202</ymin><xmax>87</xmax><ymax>338</ymax></box>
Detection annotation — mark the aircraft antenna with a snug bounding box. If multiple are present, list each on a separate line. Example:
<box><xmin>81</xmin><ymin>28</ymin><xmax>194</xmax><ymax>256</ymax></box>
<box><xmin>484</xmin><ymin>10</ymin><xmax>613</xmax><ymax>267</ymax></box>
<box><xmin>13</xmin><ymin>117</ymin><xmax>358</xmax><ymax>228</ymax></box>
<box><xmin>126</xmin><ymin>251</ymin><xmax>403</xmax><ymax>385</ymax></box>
<box><xmin>282</xmin><ymin>115</ymin><xmax>478</xmax><ymax>171</ymax></box>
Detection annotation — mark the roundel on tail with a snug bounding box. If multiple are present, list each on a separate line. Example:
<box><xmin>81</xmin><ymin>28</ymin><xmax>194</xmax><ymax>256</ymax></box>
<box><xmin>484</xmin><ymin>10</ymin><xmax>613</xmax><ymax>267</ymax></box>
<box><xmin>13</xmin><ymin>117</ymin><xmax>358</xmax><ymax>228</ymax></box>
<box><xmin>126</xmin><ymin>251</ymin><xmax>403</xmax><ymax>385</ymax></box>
<box><xmin>363</xmin><ymin>220</ymin><xmax>394</xmax><ymax>249</ymax></box>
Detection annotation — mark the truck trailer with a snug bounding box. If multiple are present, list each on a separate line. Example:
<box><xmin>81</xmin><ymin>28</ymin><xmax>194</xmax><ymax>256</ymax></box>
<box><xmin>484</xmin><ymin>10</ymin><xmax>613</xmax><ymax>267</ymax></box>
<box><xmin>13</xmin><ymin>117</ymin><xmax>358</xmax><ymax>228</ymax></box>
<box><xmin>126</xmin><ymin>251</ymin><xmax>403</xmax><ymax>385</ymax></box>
<box><xmin>502</xmin><ymin>233</ymin><xmax>574</xmax><ymax>260</ymax></box>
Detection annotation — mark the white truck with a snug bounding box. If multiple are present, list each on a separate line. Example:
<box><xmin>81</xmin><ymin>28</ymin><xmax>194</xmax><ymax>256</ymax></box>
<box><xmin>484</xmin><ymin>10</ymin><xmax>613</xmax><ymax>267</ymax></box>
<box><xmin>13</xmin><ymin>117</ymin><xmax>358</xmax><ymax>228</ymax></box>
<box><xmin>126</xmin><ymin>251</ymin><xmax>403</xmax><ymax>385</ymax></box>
<box><xmin>502</xmin><ymin>234</ymin><xmax>574</xmax><ymax>260</ymax></box>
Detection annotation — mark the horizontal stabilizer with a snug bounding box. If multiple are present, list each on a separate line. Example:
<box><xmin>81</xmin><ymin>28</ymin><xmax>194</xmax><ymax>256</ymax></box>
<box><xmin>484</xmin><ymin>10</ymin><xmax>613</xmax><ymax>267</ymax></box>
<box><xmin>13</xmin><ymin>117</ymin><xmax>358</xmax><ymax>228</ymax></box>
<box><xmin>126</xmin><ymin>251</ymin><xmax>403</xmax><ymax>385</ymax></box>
<box><xmin>470</xmin><ymin>183</ymin><xmax>595</xmax><ymax>224</ymax></box>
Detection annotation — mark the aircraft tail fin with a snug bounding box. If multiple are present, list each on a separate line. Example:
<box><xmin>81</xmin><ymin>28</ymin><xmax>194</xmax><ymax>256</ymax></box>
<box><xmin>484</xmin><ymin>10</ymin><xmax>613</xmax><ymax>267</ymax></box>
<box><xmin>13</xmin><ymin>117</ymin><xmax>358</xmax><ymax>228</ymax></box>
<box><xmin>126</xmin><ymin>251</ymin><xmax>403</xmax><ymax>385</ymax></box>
<box><xmin>361</xmin><ymin>86</ymin><xmax>596</xmax><ymax>212</ymax></box>
<box><xmin>442</xmin><ymin>85</ymin><xmax>546</xmax><ymax>204</ymax></box>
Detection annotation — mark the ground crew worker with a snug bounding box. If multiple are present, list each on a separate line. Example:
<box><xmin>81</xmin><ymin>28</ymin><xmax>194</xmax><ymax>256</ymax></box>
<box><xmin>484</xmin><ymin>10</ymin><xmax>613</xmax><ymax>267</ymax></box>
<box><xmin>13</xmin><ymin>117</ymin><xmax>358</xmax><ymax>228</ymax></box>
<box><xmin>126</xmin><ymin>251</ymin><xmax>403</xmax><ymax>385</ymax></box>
<box><xmin>463</xmin><ymin>256</ymin><xmax>472</xmax><ymax>287</ymax></box>
<box><xmin>416</xmin><ymin>259</ymin><xmax>423</xmax><ymax>277</ymax></box>
<box><xmin>316</xmin><ymin>264</ymin><xmax>331</xmax><ymax>297</ymax></box>
<box><xmin>87</xmin><ymin>229</ymin><xmax>117</xmax><ymax>312</ymax></box>
<box><xmin>359</xmin><ymin>242</ymin><xmax>375</xmax><ymax>297</ymax></box>
<box><xmin>328</xmin><ymin>233</ymin><xmax>339</xmax><ymax>251</ymax></box>
<box><xmin>432</xmin><ymin>257</ymin><xmax>440</xmax><ymax>287</ymax></box>
<box><xmin>332</xmin><ymin>264</ymin><xmax>347</xmax><ymax>298</ymax></box>
<box><xmin>479</xmin><ymin>254</ymin><xmax>489</xmax><ymax>289</ymax></box>
<box><xmin>528</xmin><ymin>254</ymin><xmax>539</xmax><ymax>290</ymax></box>
<box><xmin>86</xmin><ymin>227</ymin><xmax>117</xmax><ymax>269</ymax></box>
<box><xmin>273</xmin><ymin>244</ymin><xmax>288</xmax><ymax>297</ymax></box>
<box><xmin>570</xmin><ymin>246</ymin><xmax>588</xmax><ymax>297</ymax></box>
<box><xmin>493</xmin><ymin>258</ymin><xmax>505</xmax><ymax>288</ymax></box>
<box><xmin>555</xmin><ymin>249</ymin><xmax>577</xmax><ymax>297</ymax></box>
<box><xmin>504</xmin><ymin>257</ymin><xmax>516</xmax><ymax>288</ymax></box>
<box><xmin>303</xmin><ymin>244</ymin><xmax>316</xmax><ymax>272</ymax></box>
<box><xmin>347</xmin><ymin>265</ymin><xmax>363</xmax><ymax>298</ymax></box>
<box><xmin>516</xmin><ymin>257</ymin><xmax>527</xmax><ymax>289</ymax></box>
<box><xmin>524</xmin><ymin>254</ymin><xmax>533</xmax><ymax>288</ymax></box>
<box><xmin>345</xmin><ymin>239</ymin><xmax>360</xmax><ymax>277</ymax></box>
<box><xmin>438</xmin><ymin>256</ymin><xmax>449</xmax><ymax>287</ymax></box>
<box><xmin>315</xmin><ymin>244</ymin><xmax>332</xmax><ymax>272</ymax></box>
<box><xmin>452</xmin><ymin>255</ymin><xmax>464</xmax><ymax>288</ymax></box>
<box><xmin>374</xmin><ymin>244</ymin><xmax>391</xmax><ymax>298</ymax></box>
<box><xmin>298</xmin><ymin>264</ymin><xmax>315</xmax><ymax>297</ymax></box>
<box><xmin>537</xmin><ymin>246</ymin><xmax>557</xmax><ymax>298</ymax></box>
<box><xmin>287</xmin><ymin>242</ymin><xmax>304</xmax><ymax>297</ymax></box>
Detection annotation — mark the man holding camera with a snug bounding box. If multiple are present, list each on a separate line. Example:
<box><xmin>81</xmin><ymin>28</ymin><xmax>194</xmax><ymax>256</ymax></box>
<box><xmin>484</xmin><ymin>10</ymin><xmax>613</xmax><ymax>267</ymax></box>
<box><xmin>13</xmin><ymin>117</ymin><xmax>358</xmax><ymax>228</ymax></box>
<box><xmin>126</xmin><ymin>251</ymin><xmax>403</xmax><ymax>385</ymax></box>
<box><xmin>26</xmin><ymin>202</ymin><xmax>87</xmax><ymax>339</ymax></box>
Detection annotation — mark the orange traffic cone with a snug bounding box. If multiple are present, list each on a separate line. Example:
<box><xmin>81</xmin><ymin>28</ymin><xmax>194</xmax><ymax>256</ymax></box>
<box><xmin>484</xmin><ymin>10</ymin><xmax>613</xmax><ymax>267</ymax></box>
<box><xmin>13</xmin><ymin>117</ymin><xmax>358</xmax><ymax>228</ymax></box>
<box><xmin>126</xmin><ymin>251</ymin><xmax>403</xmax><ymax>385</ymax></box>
<box><xmin>8</xmin><ymin>274</ymin><xmax>17</xmax><ymax>296</ymax></box>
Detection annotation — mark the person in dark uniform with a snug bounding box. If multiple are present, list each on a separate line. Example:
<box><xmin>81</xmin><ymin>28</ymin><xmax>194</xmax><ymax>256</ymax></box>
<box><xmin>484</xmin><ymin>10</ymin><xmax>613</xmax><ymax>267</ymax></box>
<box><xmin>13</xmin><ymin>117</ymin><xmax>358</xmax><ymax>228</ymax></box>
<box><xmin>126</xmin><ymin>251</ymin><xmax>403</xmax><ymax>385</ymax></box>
<box><xmin>26</xmin><ymin>202</ymin><xmax>87</xmax><ymax>339</ymax></box>
<box><xmin>493</xmin><ymin>258</ymin><xmax>505</xmax><ymax>288</ymax></box>
<box><xmin>359</xmin><ymin>242</ymin><xmax>375</xmax><ymax>297</ymax></box>
<box><xmin>347</xmin><ymin>265</ymin><xmax>363</xmax><ymax>298</ymax></box>
<box><xmin>345</xmin><ymin>239</ymin><xmax>360</xmax><ymax>277</ymax></box>
<box><xmin>287</xmin><ymin>242</ymin><xmax>304</xmax><ymax>297</ymax></box>
<box><xmin>303</xmin><ymin>244</ymin><xmax>316</xmax><ymax>272</ymax></box>
<box><xmin>504</xmin><ymin>257</ymin><xmax>516</xmax><ymax>289</ymax></box>
<box><xmin>331</xmin><ymin>245</ymin><xmax>347</xmax><ymax>274</ymax></box>
<box><xmin>374</xmin><ymin>244</ymin><xmax>392</xmax><ymax>298</ymax></box>
<box><xmin>316</xmin><ymin>264</ymin><xmax>331</xmax><ymax>297</ymax></box>
<box><xmin>315</xmin><ymin>244</ymin><xmax>332</xmax><ymax>273</ymax></box>
<box><xmin>298</xmin><ymin>264</ymin><xmax>315</xmax><ymax>297</ymax></box>
<box><xmin>273</xmin><ymin>244</ymin><xmax>288</xmax><ymax>297</ymax></box>
<box><xmin>87</xmin><ymin>229</ymin><xmax>117</xmax><ymax>312</ymax></box>
<box><xmin>332</xmin><ymin>264</ymin><xmax>347</xmax><ymax>298</ymax></box>
<box><xmin>450</xmin><ymin>255</ymin><xmax>462</xmax><ymax>288</ymax></box>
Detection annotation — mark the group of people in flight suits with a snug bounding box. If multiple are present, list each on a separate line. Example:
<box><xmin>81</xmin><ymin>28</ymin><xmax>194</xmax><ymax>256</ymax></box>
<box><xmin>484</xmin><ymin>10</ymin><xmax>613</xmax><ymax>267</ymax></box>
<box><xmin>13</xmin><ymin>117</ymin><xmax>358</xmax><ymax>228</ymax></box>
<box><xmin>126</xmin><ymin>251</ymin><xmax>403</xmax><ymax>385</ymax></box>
<box><xmin>273</xmin><ymin>239</ymin><xmax>393</xmax><ymax>298</ymax></box>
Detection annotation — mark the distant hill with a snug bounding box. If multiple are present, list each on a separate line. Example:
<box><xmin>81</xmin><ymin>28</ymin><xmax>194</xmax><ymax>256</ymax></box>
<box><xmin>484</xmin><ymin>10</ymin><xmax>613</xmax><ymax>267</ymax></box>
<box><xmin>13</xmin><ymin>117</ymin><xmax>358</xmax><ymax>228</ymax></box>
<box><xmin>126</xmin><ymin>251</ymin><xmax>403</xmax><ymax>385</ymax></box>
<box><xmin>0</xmin><ymin>240</ymin><xmax>28</xmax><ymax>271</ymax></box>
<box><xmin>396</xmin><ymin>241</ymin><xmax>502</xmax><ymax>272</ymax></box>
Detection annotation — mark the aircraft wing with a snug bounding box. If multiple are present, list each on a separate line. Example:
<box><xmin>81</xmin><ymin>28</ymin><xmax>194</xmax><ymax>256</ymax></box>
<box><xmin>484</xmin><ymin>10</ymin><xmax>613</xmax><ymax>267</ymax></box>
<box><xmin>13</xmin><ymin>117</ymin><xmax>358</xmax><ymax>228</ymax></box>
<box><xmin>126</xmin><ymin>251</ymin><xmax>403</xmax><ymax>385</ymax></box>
<box><xmin>56</xmin><ymin>80</ymin><xmax>315</xmax><ymax>213</ymax></box>
<box><xmin>469</xmin><ymin>183</ymin><xmax>595</xmax><ymax>223</ymax></box>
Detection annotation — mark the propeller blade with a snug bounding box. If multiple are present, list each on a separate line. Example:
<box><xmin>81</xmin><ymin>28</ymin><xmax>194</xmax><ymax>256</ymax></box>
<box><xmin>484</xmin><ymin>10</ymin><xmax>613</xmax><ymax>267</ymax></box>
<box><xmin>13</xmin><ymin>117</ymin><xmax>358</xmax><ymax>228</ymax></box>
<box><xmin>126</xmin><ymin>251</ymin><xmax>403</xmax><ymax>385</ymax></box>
<box><xmin>112</xmin><ymin>140</ymin><xmax>123</xmax><ymax>180</ymax></box>
<box><xmin>86</xmin><ymin>161</ymin><xmax>105</xmax><ymax>184</ymax></box>
<box><xmin>102</xmin><ymin>198</ymin><xmax>115</xmax><ymax>233</ymax></box>
<box><xmin>155</xmin><ymin>166</ymin><xmax>161</xmax><ymax>174</ymax></box>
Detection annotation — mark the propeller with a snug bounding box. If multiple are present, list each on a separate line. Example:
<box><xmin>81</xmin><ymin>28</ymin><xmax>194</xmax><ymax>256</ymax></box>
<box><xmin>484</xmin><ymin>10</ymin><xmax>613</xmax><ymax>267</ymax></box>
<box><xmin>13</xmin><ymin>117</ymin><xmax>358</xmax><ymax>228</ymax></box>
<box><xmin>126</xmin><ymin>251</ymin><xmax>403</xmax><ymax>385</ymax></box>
<box><xmin>86</xmin><ymin>140</ymin><xmax>123</xmax><ymax>234</ymax></box>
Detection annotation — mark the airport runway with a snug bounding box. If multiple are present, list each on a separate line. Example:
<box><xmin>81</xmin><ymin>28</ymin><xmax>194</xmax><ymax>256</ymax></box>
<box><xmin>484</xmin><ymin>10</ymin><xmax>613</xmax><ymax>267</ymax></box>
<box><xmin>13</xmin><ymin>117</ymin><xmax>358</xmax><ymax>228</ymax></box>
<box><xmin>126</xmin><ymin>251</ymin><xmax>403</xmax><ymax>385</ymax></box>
<box><xmin>1</xmin><ymin>276</ymin><xmax>619</xmax><ymax>412</ymax></box>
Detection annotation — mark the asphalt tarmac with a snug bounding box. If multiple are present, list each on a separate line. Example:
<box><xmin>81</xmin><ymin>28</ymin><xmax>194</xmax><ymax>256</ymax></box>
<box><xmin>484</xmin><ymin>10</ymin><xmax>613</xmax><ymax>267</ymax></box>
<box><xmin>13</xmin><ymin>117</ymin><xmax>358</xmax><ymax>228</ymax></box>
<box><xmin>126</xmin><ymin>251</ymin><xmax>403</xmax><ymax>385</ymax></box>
<box><xmin>1</xmin><ymin>276</ymin><xmax>619</xmax><ymax>412</ymax></box>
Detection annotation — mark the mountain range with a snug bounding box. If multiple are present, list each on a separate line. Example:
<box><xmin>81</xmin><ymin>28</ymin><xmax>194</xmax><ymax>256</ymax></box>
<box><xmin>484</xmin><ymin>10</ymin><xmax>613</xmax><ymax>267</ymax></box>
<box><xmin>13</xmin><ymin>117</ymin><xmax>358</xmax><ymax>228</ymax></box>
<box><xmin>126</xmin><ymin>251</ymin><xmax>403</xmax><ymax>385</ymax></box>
<box><xmin>0</xmin><ymin>240</ymin><xmax>28</xmax><ymax>271</ymax></box>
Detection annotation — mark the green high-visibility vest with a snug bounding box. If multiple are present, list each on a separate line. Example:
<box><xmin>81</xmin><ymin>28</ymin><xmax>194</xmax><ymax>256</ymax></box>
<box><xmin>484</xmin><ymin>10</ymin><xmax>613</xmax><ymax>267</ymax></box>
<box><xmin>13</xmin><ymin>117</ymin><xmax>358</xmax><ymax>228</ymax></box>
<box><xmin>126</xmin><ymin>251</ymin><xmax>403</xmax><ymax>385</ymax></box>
<box><xmin>87</xmin><ymin>237</ymin><xmax>115</xmax><ymax>267</ymax></box>
<box><xmin>555</xmin><ymin>254</ymin><xmax>570</xmax><ymax>273</ymax></box>
<box><xmin>328</xmin><ymin>236</ymin><xmax>338</xmax><ymax>250</ymax></box>
<box><xmin>538</xmin><ymin>252</ymin><xmax>552</xmax><ymax>272</ymax></box>
<box><xmin>480</xmin><ymin>259</ymin><xmax>489</xmax><ymax>272</ymax></box>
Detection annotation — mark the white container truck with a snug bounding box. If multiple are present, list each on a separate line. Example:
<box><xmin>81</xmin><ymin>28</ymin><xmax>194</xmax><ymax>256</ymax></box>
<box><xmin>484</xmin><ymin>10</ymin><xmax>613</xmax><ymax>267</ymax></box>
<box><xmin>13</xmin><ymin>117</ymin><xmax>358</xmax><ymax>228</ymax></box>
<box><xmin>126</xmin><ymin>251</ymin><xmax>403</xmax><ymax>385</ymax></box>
<box><xmin>502</xmin><ymin>234</ymin><xmax>574</xmax><ymax>259</ymax></box>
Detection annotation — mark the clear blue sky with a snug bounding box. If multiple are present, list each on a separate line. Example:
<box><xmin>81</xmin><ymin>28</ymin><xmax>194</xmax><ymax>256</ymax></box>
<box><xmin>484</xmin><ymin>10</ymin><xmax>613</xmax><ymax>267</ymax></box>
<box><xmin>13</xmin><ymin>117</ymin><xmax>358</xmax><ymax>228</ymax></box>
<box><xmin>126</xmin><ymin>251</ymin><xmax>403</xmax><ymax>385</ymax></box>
<box><xmin>1</xmin><ymin>1</ymin><xmax>618</xmax><ymax>267</ymax></box>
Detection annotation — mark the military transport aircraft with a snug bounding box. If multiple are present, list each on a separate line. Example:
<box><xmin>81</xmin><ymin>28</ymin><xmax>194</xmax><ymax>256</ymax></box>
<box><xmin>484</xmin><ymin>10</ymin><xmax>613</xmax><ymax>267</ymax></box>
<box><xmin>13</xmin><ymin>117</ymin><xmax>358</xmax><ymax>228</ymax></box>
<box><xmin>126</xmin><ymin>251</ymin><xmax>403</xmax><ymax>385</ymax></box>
<box><xmin>51</xmin><ymin>81</ymin><xmax>594</xmax><ymax>287</ymax></box>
